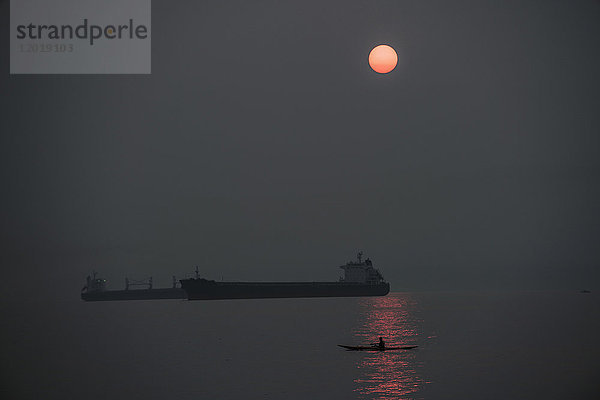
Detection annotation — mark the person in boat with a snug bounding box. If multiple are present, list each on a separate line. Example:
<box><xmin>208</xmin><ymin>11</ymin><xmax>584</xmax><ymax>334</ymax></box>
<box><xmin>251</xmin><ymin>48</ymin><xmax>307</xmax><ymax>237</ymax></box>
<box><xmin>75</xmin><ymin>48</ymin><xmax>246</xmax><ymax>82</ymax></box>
<box><xmin>377</xmin><ymin>337</ymin><xmax>385</xmax><ymax>350</ymax></box>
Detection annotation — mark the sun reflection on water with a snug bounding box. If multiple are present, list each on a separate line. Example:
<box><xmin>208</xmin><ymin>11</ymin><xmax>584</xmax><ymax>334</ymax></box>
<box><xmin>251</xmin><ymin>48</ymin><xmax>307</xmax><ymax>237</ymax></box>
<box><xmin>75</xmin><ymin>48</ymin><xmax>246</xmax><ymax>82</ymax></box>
<box><xmin>352</xmin><ymin>293</ymin><xmax>423</xmax><ymax>399</ymax></box>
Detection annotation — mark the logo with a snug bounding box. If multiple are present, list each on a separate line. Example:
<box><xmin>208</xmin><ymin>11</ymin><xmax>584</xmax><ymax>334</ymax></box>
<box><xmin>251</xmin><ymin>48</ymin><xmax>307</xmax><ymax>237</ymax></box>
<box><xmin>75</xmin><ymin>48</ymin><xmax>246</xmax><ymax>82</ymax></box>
<box><xmin>10</xmin><ymin>0</ymin><xmax>151</xmax><ymax>74</ymax></box>
<box><xmin>15</xmin><ymin>19</ymin><xmax>149</xmax><ymax>46</ymax></box>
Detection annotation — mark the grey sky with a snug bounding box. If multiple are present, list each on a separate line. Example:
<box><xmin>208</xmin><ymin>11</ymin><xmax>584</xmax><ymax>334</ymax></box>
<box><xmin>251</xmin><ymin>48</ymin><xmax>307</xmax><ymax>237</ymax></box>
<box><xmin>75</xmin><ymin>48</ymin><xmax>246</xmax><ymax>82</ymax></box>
<box><xmin>1</xmin><ymin>0</ymin><xmax>599</xmax><ymax>294</ymax></box>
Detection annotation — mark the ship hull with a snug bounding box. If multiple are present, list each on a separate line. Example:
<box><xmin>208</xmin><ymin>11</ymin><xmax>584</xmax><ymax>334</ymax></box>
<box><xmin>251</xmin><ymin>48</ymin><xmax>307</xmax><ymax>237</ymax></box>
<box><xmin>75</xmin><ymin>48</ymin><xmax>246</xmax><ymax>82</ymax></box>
<box><xmin>179</xmin><ymin>280</ymin><xmax>390</xmax><ymax>300</ymax></box>
<box><xmin>81</xmin><ymin>288</ymin><xmax>185</xmax><ymax>301</ymax></box>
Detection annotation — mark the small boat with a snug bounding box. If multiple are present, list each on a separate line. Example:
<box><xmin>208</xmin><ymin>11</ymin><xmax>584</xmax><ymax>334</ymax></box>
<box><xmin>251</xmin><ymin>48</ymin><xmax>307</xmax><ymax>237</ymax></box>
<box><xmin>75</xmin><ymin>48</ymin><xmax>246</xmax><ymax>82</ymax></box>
<box><xmin>338</xmin><ymin>344</ymin><xmax>418</xmax><ymax>351</ymax></box>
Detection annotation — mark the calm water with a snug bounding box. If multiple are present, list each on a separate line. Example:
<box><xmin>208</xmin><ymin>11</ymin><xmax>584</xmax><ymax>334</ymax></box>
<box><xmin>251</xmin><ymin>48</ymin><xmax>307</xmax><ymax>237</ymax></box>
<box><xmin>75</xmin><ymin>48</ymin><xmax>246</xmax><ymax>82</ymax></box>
<box><xmin>3</xmin><ymin>291</ymin><xmax>599</xmax><ymax>399</ymax></box>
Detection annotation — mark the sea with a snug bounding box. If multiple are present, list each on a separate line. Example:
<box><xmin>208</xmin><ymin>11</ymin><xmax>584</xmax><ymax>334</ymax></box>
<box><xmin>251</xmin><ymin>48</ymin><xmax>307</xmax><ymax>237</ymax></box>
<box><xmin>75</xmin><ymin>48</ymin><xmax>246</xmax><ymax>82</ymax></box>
<box><xmin>3</xmin><ymin>291</ymin><xmax>599</xmax><ymax>399</ymax></box>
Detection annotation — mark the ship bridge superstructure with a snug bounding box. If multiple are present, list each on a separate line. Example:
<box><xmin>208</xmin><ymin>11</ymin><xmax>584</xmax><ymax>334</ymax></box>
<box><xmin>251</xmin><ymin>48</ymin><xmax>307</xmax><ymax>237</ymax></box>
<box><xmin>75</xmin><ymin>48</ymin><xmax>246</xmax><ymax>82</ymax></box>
<box><xmin>339</xmin><ymin>252</ymin><xmax>385</xmax><ymax>284</ymax></box>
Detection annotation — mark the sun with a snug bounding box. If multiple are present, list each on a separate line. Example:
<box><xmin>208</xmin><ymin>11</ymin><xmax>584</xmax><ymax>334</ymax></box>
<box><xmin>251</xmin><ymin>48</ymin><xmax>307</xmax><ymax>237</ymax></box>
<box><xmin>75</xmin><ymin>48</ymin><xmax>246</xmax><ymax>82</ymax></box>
<box><xmin>369</xmin><ymin>45</ymin><xmax>398</xmax><ymax>74</ymax></box>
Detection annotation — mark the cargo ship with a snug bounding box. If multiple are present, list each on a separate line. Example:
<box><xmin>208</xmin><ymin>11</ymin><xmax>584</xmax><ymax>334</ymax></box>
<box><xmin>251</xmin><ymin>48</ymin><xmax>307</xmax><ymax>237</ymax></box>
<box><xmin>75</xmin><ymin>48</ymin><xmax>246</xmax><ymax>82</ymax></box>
<box><xmin>81</xmin><ymin>272</ymin><xmax>185</xmax><ymax>301</ymax></box>
<box><xmin>180</xmin><ymin>252</ymin><xmax>390</xmax><ymax>300</ymax></box>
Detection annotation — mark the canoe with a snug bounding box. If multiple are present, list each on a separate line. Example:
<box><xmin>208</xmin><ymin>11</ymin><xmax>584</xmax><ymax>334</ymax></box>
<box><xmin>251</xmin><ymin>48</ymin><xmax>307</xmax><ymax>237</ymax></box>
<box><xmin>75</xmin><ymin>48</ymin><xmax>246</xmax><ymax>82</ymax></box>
<box><xmin>337</xmin><ymin>344</ymin><xmax>418</xmax><ymax>351</ymax></box>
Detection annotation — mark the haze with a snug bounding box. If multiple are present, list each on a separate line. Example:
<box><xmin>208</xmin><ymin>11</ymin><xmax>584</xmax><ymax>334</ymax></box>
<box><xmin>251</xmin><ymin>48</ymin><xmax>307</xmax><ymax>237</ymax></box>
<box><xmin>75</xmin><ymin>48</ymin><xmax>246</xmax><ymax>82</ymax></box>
<box><xmin>1</xmin><ymin>1</ymin><xmax>599</xmax><ymax>297</ymax></box>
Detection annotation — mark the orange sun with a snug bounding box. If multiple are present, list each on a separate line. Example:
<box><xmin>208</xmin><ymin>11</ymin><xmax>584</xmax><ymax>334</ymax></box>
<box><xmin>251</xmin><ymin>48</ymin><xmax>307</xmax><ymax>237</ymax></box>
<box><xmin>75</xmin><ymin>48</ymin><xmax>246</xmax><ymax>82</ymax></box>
<box><xmin>368</xmin><ymin>45</ymin><xmax>398</xmax><ymax>74</ymax></box>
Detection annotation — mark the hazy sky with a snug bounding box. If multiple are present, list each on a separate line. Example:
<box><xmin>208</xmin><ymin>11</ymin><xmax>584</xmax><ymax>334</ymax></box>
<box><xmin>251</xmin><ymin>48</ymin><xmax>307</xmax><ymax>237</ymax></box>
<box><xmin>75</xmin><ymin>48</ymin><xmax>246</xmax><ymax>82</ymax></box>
<box><xmin>1</xmin><ymin>0</ymin><xmax>599</xmax><ymax>294</ymax></box>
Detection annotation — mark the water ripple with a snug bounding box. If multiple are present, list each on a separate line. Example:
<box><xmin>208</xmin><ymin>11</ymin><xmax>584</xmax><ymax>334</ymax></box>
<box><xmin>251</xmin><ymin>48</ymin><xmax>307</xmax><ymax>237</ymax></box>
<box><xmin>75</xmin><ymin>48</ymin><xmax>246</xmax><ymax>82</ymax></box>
<box><xmin>352</xmin><ymin>293</ymin><xmax>424</xmax><ymax>399</ymax></box>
